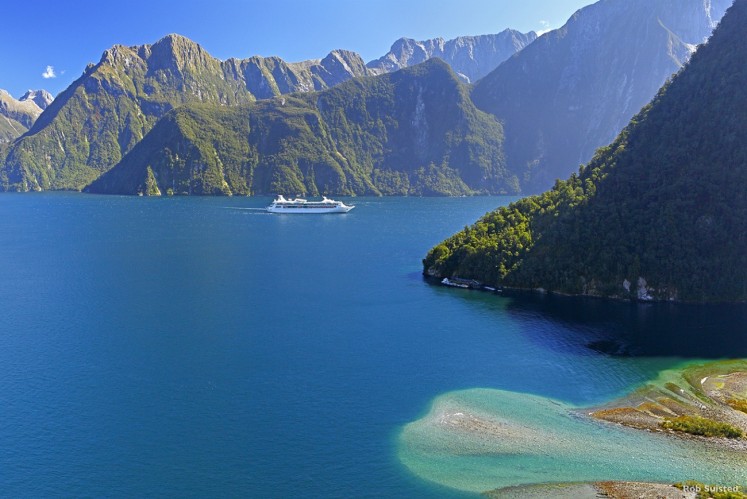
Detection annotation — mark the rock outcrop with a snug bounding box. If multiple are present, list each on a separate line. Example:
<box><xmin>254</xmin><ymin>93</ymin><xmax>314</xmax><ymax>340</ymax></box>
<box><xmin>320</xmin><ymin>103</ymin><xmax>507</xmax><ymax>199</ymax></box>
<box><xmin>367</xmin><ymin>29</ymin><xmax>537</xmax><ymax>82</ymax></box>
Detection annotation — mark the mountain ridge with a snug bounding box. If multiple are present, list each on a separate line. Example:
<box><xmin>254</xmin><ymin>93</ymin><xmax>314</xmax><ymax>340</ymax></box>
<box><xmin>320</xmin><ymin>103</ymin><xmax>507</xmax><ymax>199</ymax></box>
<box><xmin>472</xmin><ymin>0</ymin><xmax>732</xmax><ymax>192</ymax></box>
<box><xmin>86</xmin><ymin>59</ymin><xmax>513</xmax><ymax>197</ymax></box>
<box><xmin>424</xmin><ymin>0</ymin><xmax>747</xmax><ymax>303</ymax></box>
<box><xmin>0</xmin><ymin>0</ymin><xmax>733</xmax><ymax>194</ymax></box>
<box><xmin>367</xmin><ymin>29</ymin><xmax>537</xmax><ymax>82</ymax></box>
<box><xmin>0</xmin><ymin>34</ymin><xmax>373</xmax><ymax>191</ymax></box>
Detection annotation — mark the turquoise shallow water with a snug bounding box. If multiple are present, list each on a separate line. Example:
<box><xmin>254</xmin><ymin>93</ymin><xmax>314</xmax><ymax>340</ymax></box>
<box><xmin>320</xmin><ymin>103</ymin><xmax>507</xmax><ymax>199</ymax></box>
<box><xmin>400</xmin><ymin>388</ymin><xmax>747</xmax><ymax>493</ymax></box>
<box><xmin>0</xmin><ymin>193</ymin><xmax>745</xmax><ymax>497</ymax></box>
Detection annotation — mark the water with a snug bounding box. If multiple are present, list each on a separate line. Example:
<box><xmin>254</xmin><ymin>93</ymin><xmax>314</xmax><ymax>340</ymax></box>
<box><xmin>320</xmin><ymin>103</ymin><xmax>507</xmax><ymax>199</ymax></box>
<box><xmin>0</xmin><ymin>193</ymin><xmax>745</xmax><ymax>497</ymax></box>
<box><xmin>400</xmin><ymin>388</ymin><xmax>747</xmax><ymax>493</ymax></box>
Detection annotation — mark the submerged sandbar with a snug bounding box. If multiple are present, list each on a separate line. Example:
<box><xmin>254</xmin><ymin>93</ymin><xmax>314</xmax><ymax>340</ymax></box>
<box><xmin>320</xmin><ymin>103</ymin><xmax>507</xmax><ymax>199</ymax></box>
<box><xmin>399</xmin><ymin>361</ymin><xmax>747</xmax><ymax>494</ymax></box>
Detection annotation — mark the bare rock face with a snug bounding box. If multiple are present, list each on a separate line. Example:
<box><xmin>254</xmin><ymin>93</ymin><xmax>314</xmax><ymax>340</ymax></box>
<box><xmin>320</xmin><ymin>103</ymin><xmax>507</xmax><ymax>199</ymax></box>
<box><xmin>19</xmin><ymin>89</ymin><xmax>54</xmax><ymax>110</ymax></box>
<box><xmin>367</xmin><ymin>29</ymin><xmax>537</xmax><ymax>82</ymax></box>
<box><xmin>0</xmin><ymin>89</ymin><xmax>51</xmax><ymax>143</ymax></box>
<box><xmin>472</xmin><ymin>0</ymin><xmax>732</xmax><ymax>192</ymax></box>
<box><xmin>230</xmin><ymin>49</ymin><xmax>372</xmax><ymax>99</ymax></box>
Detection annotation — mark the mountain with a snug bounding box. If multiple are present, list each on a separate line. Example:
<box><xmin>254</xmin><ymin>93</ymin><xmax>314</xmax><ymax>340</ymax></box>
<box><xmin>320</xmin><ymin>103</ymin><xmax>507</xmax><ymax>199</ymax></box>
<box><xmin>20</xmin><ymin>89</ymin><xmax>54</xmax><ymax>110</ymax></box>
<box><xmin>0</xmin><ymin>89</ymin><xmax>49</xmax><ymax>143</ymax></box>
<box><xmin>2</xmin><ymin>0</ymin><xmax>729</xmax><ymax>195</ymax></box>
<box><xmin>0</xmin><ymin>114</ymin><xmax>26</xmax><ymax>144</ymax></box>
<box><xmin>472</xmin><ymin>0</ymin><xmax>732</xmax><ymax>192</ymax></box>
<box><xmin>367</xmin><ymin>29</ymin><xmax>537</xmax><ymax>82</ymax></box>
<box><xmin>423</xmin><ymin>0</ymin><xmax>747</xmax><ymax>303</ymax></box>
<box><xmin>223</xmin><ymin>49</ymin><xmax>372</xmax><ymax>99</ymax></box>
<box><xmin>86</xmin><ymin>59</ymin><xmax>512</xmax><ymax>197</ymax></box>
<box><xmin>0</xmin><ymin>34</ymin><xmax>371</xmax><ymax>192</ymax></box>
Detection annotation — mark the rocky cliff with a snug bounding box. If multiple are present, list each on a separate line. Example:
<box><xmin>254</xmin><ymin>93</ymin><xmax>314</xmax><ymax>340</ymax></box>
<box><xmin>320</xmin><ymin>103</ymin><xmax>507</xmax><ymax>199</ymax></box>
<box><xmin>367</xmin><ymin>29</ymin><xmax>537</xmax><ymax>82</ymax></box>
<box><xmin>472</xmin><ymin>0</ymin><xmax>732</xmax><ymax>192</ymax></box>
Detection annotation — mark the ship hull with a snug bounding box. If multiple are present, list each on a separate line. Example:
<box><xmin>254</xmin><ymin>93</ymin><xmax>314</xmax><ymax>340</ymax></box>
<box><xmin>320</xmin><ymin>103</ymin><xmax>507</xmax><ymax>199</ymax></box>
<box><xmin>266</xmin><ymin>205</ymin><xmax>354</xmax><ymax>214</ymax></box>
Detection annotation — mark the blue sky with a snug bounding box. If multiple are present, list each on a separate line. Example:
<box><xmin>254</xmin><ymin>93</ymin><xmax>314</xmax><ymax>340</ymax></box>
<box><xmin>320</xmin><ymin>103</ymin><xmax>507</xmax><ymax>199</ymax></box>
<box><xmin>0</xmin><ymin>0</ymin><xmax>592</xmax><ymax>97</ymax></box>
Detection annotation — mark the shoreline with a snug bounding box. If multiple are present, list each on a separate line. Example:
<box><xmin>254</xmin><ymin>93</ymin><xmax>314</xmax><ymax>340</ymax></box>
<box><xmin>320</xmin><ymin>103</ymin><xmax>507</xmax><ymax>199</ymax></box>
<box><xmin>399</xmin><ymin>360</ymin><xmax>747</xmax><ymax>495</ymax></box>
<box><xmin>588</xmin><ymin>360</ymin><xmax>747</xmax><ymax>452</ymax></box>
<box><xmin>425</xmin><ymin>274</ymin><xmax>747</xmax><ymax>305</ymax></box>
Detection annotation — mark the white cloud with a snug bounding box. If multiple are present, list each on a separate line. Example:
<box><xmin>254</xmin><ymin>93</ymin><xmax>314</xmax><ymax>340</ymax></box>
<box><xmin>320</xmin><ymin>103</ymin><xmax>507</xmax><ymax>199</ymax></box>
<box><xmin>537</xmin><ymin>20</ymin><xmax>553</xmax><ymax>36</ymax></box>
<box><xmin>42</xmin><ymin>65</ymin><xmax>56</xmax><ymax>79</ymax></box>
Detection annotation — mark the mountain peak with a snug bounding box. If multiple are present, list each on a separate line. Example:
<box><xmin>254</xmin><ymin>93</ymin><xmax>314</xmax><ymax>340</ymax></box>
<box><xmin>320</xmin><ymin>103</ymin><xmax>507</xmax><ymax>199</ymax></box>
<box><xmin>158</xmin><ymin>33</ymin><xmax>193</xmax><ymax>43</ymax></box>
<box><xmin>0</xmin><ymin>88</ymin><xmax>45</xmax><ymax>140</ymax></box>
<box><xmin>367</xmin><ymin>29</ymin><xmax>537</xmax><ymax>82</ymax></box>
<box><xmin>96</xmin><ymin>33</ymin><xmax>208</xmax><ymax>70</ymax></box>
<box><xmin>151</xmin><ymin>33</ymin><xmax>202</xmax><ymax>53</ymax></box>
<box><xmin>20</xmin><ymin>89</ymin><xmax>53</xmax><ymax>110</ymax></box>
<box><xmin>148</xmin><ymin>33</ymin><xmax>210</xmax><ymax>70</ymax></box>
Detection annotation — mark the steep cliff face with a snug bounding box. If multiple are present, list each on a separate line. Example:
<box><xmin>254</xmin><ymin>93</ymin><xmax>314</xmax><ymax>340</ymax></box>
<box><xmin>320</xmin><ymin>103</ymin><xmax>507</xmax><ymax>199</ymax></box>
<box><xmin>367</xmin><ymin>29</ymin><xmax>537</xmax><ymax>82</ymax></box>
<box><xmin>472</xmin><ymin>0</ymin><xmax>732</xmax><ymax>192</ymax></box>
<box><xmin>86</xmin><ymin>60</ymin><xmax>512</xmax><ymax>197</ymax></box>
<box><xmin>425</xmin><ymin>0</ymin><xmax>747</xmax><ymax>303</ymax></box>
<box><xmin>226</xmin><ymin>49</ymin><xmax>372</xmax><ymax>99</ymax></box>
<box><xmin>0</xmin><ymin>34</ymin><xmax>371</xmax><ymax>192</ymax></box>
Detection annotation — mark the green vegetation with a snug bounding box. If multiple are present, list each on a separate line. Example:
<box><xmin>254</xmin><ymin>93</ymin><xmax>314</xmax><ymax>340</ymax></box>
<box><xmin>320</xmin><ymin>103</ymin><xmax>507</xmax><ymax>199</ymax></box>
<box><xmin>424</xmin><ymin>0</ymin><xmax>747</xmax><ymax>302</ymax></box>
<box><xmin>1</xmin><ymin>35</ymin><xmax>252</xmax><ymax>191</ymax></box>
<box><xmin>0</xmin><ymin>35</ymin><xmax>371</xmax><ymax>192</ymax></box>
<box><xmin>662</xmin><ymin>415</ymin><xmax>743</xmax><ymax>438</ymax></box>
<box><xmin>0</xmin><ymin>117</ymin><xmax>26</xmax><ymax>144</ymax></box>
<box><xmin>727</xmin><ymin>399</ymin><xmax>747</xmax><ymax>414</ymax></box>
<box><xmin>88</xmin><ymin>59</ymin><xmax>514</xmax><ymax>197</ymax></box>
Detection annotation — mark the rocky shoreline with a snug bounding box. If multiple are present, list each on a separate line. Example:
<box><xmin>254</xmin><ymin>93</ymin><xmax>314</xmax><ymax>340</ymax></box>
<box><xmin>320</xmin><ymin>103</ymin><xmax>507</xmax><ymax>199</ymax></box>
<box><xmin>589</xmin><ymin>361</ymin><xmax>747</xmax><ymax>450</ymax></box>
<box><xmin>427</xmin><ymin>273</ymin><xmax>747</xmax><ymax>305</ymax></box>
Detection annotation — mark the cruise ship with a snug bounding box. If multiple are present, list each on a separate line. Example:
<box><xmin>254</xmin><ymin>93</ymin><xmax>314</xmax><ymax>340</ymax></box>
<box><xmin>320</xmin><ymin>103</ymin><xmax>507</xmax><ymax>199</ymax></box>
<box><xmin>266</xmin><ymin>195</ymin><xmax>355</xmax><ymax>214</ymax></box>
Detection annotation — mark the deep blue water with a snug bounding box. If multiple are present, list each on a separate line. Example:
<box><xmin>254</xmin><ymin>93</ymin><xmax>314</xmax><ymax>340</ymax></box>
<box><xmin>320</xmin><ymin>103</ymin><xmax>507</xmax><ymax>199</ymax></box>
<box><xmin>0</xmin><ymin>194</ymin><xmax>745</xmax><ymax>497</ymax></box>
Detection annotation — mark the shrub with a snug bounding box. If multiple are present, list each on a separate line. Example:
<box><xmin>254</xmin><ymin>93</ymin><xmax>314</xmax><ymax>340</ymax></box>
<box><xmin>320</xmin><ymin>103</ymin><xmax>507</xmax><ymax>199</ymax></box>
<box><xmin>662</xmin><ymin>415</ymin><xmax>743</xmax><ymax>438</ymax></box>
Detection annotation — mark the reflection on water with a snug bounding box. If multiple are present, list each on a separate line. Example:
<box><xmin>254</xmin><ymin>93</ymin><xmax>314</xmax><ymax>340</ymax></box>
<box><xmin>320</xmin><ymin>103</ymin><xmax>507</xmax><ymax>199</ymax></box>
<box><xmin>495</xmin><ymin>290</ymin><xmax>747</xmax><ymax>358</ymax></box>
<box><xmin>424</xmin><ymin>278</ymin><xmax>747</xmax><ymax>359</ymax></box>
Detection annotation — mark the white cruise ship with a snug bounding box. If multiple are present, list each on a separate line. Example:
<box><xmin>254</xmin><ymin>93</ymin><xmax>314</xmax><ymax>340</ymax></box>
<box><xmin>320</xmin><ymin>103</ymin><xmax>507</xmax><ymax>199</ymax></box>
<box><xmin>266</xmin><ymin>195</ymin><xmax>355</xmax><ymax>214</ymax></box>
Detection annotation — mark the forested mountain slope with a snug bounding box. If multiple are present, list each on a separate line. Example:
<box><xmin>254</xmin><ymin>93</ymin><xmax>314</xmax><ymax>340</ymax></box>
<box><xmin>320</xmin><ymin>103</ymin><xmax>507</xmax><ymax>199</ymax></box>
<box><xmin>0</xmin><ymin>35</ymin><xmax>371</xmax><ymax>191</ymax></box>
<box><xmin>424</xmin><ymin>0</ymin><xmax>747</xmax><ymax>303</ymax></box>
<box><xmin>87</xmin><ymin>60</ymin><xmax>512</xmax><ymax>197</ymax></box>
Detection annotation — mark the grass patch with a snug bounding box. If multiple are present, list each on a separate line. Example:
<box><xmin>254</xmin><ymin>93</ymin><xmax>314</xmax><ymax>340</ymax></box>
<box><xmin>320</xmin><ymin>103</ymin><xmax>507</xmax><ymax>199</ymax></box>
<box><xmin>727</xmin><ymin>399</ymin><xmax>747</xmax><ymax>414</ymax></box>
<box><xmin>662</xmin><ymin>415</ymin><xmax>743</xmax><ymax>438</ymax></box>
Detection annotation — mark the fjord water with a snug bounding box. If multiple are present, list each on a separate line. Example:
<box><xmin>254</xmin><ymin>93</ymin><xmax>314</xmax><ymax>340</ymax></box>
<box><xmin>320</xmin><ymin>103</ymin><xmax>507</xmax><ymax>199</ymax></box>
<box><xmin>1</xmin><ymin>194</ymin><xmax>745</xmax><ymax>497</ymax></box>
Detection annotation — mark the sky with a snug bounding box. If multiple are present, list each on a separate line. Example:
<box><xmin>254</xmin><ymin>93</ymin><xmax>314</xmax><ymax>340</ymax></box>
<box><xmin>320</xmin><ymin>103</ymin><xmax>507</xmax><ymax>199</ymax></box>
<box><xmin>0</xmin><ymin>0</ymin><xmax>593</xmax><ymax>98</ymax></box>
